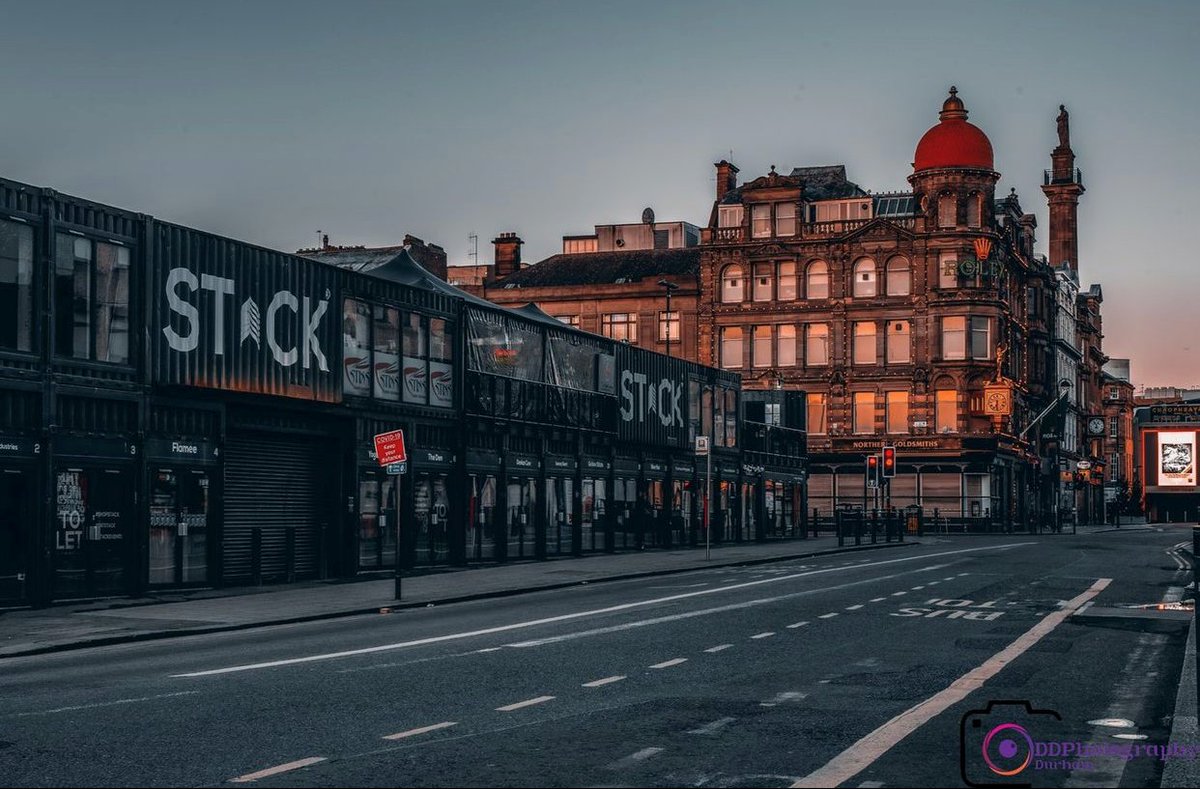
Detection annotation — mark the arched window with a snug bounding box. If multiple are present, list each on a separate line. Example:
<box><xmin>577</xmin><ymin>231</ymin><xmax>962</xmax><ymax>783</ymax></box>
<box><xmin>753</xmin><ymin>262</ymin><xmax>773</xmax><ymax>302</ymax></box>
<box><xmin>806</xmin><ymin>260</ymin><xmax>829</xmax><ymax>299</ymax></box>
<box><xmin>721</xmin><ymin>265</ymin><xmax>744</xmax><ymax>303</ymax></box>
<box><xmin>886</xmin><ymin>257</ymin><xmax>911</xmax><ymax>296</ymax></box>
<box><xmin>937</xmin><ymin>193</ymin><xmax>957</xmax><ymax>228</ymax></box>
<box><xmin>852</xmin><ymin>258</ymin><xmax>877</xmax><ymax>298</ymax></box>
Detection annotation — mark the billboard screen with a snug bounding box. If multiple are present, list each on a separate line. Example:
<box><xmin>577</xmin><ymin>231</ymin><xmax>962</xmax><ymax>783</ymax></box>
<box><xmin>1158</xmin><ymin>431</ymin><xmax>1196</xmax><ymax>487</ymax></box>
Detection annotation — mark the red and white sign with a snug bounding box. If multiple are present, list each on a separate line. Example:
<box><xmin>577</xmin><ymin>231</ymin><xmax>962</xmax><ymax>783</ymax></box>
<box><xmin>373</xmin><ymin>429</ymin><xmax>407</xmax><ymax>467</ymax></box>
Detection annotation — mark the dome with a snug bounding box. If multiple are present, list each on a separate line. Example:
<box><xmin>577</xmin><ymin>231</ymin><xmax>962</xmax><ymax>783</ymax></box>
<box><xmin>913</xmin><ymin>87</ymin><xmax>994</xmax><ymax>171</ymax></box>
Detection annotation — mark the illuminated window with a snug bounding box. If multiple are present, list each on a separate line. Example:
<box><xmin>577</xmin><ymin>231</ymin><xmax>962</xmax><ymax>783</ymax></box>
<box><xmin>806</xmin><ymin>260</ymin><xmax>829</xmax><ymax>299</ymax></box>
<box><xmin>658</xmin><ymin>311</ymin><xmax>680</xmax><ymax>342</ymax></box>
<box><xmin>753</xmin><ymin>262</ymin><xmax>773</xmax><ymax>302</ymax></box>
<box><xmin>887</xmin><ymin>321</ymin><xmax>911</xmax><ymax>364</ymax></box>
<box><xmin>720</xmin><ymin>326</ymin><xmax>743</xmax><ymax>368</ymax></box>
<box><xmin>936</xmin><ymin>389</ymin><xmax>958</xmax><ymax>433</ymax></box>
<box><xmin>853</xmin><ymin>321</ymin><xmax>876</xmax><ymax>366</ymax></box>
<box><xmin>777</xmin><ymin>325</ymin><xmax>796</xmax><ymax>367</ymax></box>
<box><xmin>601</xmin><ymin>313</ymin><xmax>637</xmax><ymax>342</ymax></box>
<box><xmin>886</xmin><ymin>391</ymin><xmax>909</xmax><ymax>434</ymax></box>
<box><xmin>807</xmin><ymin>393</ymin><xmax>827</xmax><ymax>434</ymax></box>
<box><xmin>752</xmin><ymin>325</ymin><xmax>772</xmax><ymax>368</ymax></box>
<box><xmin>806</xmin><ymin>324</ymin><xmax>829</xmax><ymax>367</ymax></box>
<box><xmin>778</xmin><ymin>261</ymin><xmax>797</xmax><ymax>300</ymax></box>
<box><xmin>854</xmin><ymin>392</ymin><xmax>876</xmax><ymax>434</ymax></box>
<box><xmin>942</xmin><ymin>316</ymin><xmax>966</xmax><ymax>360</ymax></box>
<box><xmin>775</xmin><ymin>202</ymin><xmax>796</xmax><ymax>237</ymax></box>
<box><xmin>852</xmin><ymin>258</ymin><xmax>877</xmax><ymax>298</ymax></box>
<box><xmin>751</xmin><ymin>204</ymin><xmax>771</xmax><ymax>238</ymax></box>
<box><xmin>886</xmin><ymin>257</ymin><xmax>911</xmax><ymax>296</ymax></box>
<box><xmin>939</xmin><ymin>252</ymin><xmax>958</xmax><ymax>289</ymax></box>
<box><xmin>721</xmin><ymin>265</ymin><xmax>744</xmax><ymax>303</ymax></box>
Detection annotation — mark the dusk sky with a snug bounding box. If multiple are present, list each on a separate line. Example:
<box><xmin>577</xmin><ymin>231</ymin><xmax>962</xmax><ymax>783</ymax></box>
<box><xmin>1</xmin><ymin>1</ymin><xmax>1196</xmax><ymax>388</ymax></box>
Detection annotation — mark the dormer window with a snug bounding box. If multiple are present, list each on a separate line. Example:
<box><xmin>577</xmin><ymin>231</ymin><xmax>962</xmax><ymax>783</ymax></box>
<box><xmin>751</xmin><ymin>204</ymin><xmax>771</xmax><ymax>238</ymax></box>
<box><xmin>775</xmin><ymin>202</ymin><xmax>796</xmax><ymax>236</ymax></box>
<box><xmin>718</xmin><ymin>205</ymin><xmax>743</xmax><ymax>228</ymax></box>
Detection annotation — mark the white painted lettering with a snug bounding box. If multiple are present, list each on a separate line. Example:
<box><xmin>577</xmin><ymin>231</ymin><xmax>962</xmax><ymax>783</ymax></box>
<box><xmin>266</xmin><ymin>290</ymin><xmax>299</xmax><ymax>367</ymax></box>
<box><xmin>200</xmin><ymin>274</ymin><xmax>235</xmax><ymax>356</ymax></box>
<box><xmin>163</xmin><ymin>268</ymin><xmax>199</xmax><ymax>352</ymax></box>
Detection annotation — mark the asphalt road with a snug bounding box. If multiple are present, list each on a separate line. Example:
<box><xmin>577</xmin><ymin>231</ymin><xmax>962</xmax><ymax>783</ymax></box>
<box><xmin>0</xmin><ymin>528</ymin><xmax>1193</xmax><ymax>788</ymax></box>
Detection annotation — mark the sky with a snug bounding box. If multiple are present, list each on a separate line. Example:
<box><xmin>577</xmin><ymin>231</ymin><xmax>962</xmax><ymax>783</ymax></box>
<box><xmin>1</xmin><ymin>0</ymin><xmax>1197</xmax><ymax>389</ymax></box>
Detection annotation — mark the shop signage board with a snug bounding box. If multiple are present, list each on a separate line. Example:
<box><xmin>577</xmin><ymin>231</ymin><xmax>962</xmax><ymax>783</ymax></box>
<box><xmin>373</xmin><ymin>430</ymin><xmax>407</xmax><ymax>467</ymax></box>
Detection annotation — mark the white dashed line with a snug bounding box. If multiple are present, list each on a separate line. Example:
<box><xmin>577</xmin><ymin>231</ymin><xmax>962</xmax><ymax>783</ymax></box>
<box><xmin>957</xmin><ymin>573</ymin><xmax>970</xmax><ymax>577</ymax></box>
<box><xmin>891</xmin><ymin>591</ymin><xmax>907</xmax><ymax>596</ymax></box>
<box><xmin>382</xmin><ymin>721</ymin><xmax>457</xmax><ymax>741</ymax></box>
<box><xmin>869</xmin><ymin>597</ymin><xmax>887</xmax><ymax>603</ymax></box>
<box><xmin>582</xmin><ymin>675</ymin><xmax>626</xmax><ymax>688</ymax></box>
<box><xmin>846</xmin><ymin>605</ymin><xmax>864</xmax><ymax>611</ymax></box>
<box><xmin>688</xmin><ymin>717</ymin><xmax>737</xmax><ymax>735</ymax></box>
<box><xmin>230</xmin><ymin>757</ymin><xmax>326</xmax><ymax>783</ymax></box>
<box><xmin>704</xmin><ymin>644</ymin><xmax>734</xmax><ymax>653</ymax></box>
<box><xmin>927</xmin><ymin>581</ymin><xmax>940</xmax><ymax>586</ymax></box>
<box><xmin>751</xmin><ymin>632</ymin><xmax>775</xmax><ymax>639</ymax></box>
<box><xmin>818</xmin><ymin>613</ymin><xmax>839</xmax><ymax>619</ymax></box>
<box><xmin>650</xmin><ymin>658</ymin><xmax>688</xmax><ymax>669</ymax></box>
<box><xmin>609</xmin><ymin>747</ymin><xmax>665</xmax><ymax>768</ymax></box>
<box><xmin>786</xmin><ymin>621</ymin><xmax>809</xmax><ymax>629</ymax></box>
<box><xmin>496</xmin><ymin>696</ymin><xmax>555</xmax><ymax>712</ymax></box>
<box><xmin>912</xmin><ymin>586</ymin><xmax>926</xmax><ymax>590</ymax></box>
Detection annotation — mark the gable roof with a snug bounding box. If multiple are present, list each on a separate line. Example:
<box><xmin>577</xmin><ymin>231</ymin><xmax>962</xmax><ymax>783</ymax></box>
<box><xmin>494</xmin><ymin>248</ymin><xmax>700</xmax><ymax>288</ymax></box>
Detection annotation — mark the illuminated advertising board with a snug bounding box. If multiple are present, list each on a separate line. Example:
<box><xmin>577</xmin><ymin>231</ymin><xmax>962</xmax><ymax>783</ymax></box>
<box><xmin>1158</xmin><ymin>431</ymin><xmax>1196</xmax><ymax>487</ymax></box>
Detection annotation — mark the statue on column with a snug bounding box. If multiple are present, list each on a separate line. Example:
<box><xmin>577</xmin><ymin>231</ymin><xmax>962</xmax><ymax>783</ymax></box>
<box><xmin>1056</xmin><ymin>105</ymin><xmax>1070</xmax><ymax>148</ymax></box>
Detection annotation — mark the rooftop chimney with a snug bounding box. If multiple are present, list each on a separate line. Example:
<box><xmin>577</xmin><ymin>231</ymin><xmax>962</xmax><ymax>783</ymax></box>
<box><xmin>404</xmin><ymin>234</ymin><xmax>449</xmax><ymax>281</ymax></box>
<box><xmin>492</xmin><ymin>232</ymin><xmax>523</xmax><ymax>279</ymax></box>
<box><xmin>715</xmin><ymin>160</ymin><xmax>739</xmax><ymax>201</ymax></box>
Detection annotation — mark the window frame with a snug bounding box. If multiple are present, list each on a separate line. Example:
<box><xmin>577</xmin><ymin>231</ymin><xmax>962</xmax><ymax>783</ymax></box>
<box><xmin>853</xmin><ymin>392</ymin><xmax>875</xmax><ymax>435</ymax></box>
<box><xmin>657</xmin><ymin>311</ymin><xmax>680</xmax><ymax>342</ymax></box>
<box><xmin>805</xmin><ymin>323</ymin><xmax>829</xmax><ymax>367</ymax></box>
<box><xmin>852</xmin><ymin>258</ymin><xmax>877</xmax><ymax>298</ymax></box>
<box><xmin>601</xmin><ymin>312</ymin><xmax>638</xmax><ymax>343</ymax></box>
<box><xmin>720</xmin><ymin>326</ymin><xmax>744</xmax><ymax>369</ymax></box>
<box><xmin>942</xmin><ymin>316</ymin><xmax>966</xmax><ymax>360</ymax></box>
<box><xmin>885</xmin><ymin>257</ymin><xmax>911</xmax><ymax>296</ymax></box>
<box><xmin>0</xmin><ymin>217</ymin><xmax>35</xmax><ymax>353</ymax></box>
<box><xmin>721</xmin><ymin>264</ymin><xmax>745</xmax><ymax>303</ymax></box>
<box><xmin>806</xmin><ymin>260</ymin><xmax>829</xmax><ymax>300</ymax></box>
<box><xmin>886</xmin><ymin>320</ymin><xmax>911</xmax><ymax>364</ymax></box>
<box><xmin>853</xmin><ymin>321</ymin><xmax>877</xmax><ymax>366</ymax></box>
<box><xmin>54</xmin><ymin>232</ymin><xmax>132</xmax><ymax>365</ymax></box>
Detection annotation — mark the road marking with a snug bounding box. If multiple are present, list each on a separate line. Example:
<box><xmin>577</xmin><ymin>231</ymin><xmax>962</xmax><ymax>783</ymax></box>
<box><xmin>786</xmin><ymin>621</ymin><xmax>809</xmax><ymax>629</ymax></box>
<box><xmin>912</xmin><ymin>585</ymin><xmax>926</xmax><ymax>590</ymax></box>
<box><xmin>791</xmin><ymin>578</ymin><xmax>1112</xmax><ymax>788</ymax></box>
<box><xmin>869</xmin><ymin>597</ymin><xmax>887</xmax><ymax>603</ymax></box>
<box><xmin>382</xmin><ymin>721</ymin><xmax>457</xmax><ymax>740</ymax></box>
<box><xmin>751</xmin><ymin>631</ymin><xmax>775</xmax><ymax>639</ymax></box>
<box><xmin>475</xmin><ymin>647</ymin><xmax>503</xmax><ymax>653</ymax></box>
<box><xmin>956</xmin><ymin>573</ymin><xmax>970</xmax><ymax>577</ymax></box>
<box><xmin>846</xmin><ymin>604</ymin><xmax>864</xmax><ymax>611</ymax></box>
<box><xmin>496</xmin><ymin>695</ymin><xmax>555</xmax><ymax>712</ymax></box>
<box><xmin>891</xmin><ymin>591</ymin><xmax>907</xmax><ymax>596</ymax></box>
<box><xmin>9</xmin><ymin>691</ymin><xmax>200</xmax><ymax>718</ymax></box>
<box><xmin>705</xmin><ymin>644</ymin><xmax>734</xmax><ymax>653</ymax></box>
<box><xmin>230</xmin><ymin>757</ymin><xmax>326</xmax><ymax>783</ymax></box>
<box><xmin>173</xmin><ymin>544</ymin><xmax>1034</xmax><ymax>677</ymax></box>
<box><xmin>609</xmin><ymin>747</ymin><xmax>664</xmax><ymax>768</ymax></box>
<box><xmin>818</xmin><ymin>613</ymin><xmax>839</xmax><ymax>619</ymax></box>
<box><xmin>926</xmin><ymin>581</ymin><xmax>940</xmax><ymax>586</ymax></box>
<box><xmin>583</xmin><ymin>675</ymin><xmax>626</xmax><ymax>687</ymax></box>
<box><xmin>688</xmin><ymin>717</ymin><xmax>737</xmax><ymax>735</ymax></box>
<box><xmin>650</xmin><ymin>658</ymin><xmax>688</xmax><ymax>669</ymax></box>
<box><xmin>761</xmin><ymin>691</ymin><xmax>807</xmax><ymax>707</ymax></box>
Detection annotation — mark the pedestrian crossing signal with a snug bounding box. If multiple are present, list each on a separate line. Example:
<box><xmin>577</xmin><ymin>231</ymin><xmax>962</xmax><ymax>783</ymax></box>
<box><xmin>883</xmin><ymin>446</ymin><xmax>896</xmax><ymax>478</ymax></box>
<box><xmin>867</xmin><ymin>455</ymin><xmax>879</xmax><ymax>486</ymax></box>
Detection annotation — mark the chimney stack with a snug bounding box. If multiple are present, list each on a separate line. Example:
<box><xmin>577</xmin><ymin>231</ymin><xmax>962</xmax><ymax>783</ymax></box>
<box><xmin>715</xmin><ymin>159</ymin><xmax>739</xmax><ymax>201</ymax></box>
<box><xmin>492</xmin><ymin>232</ymin><xmax>523</xmax><ymax>279</ymax></box>
<box><xmin>404</xmin><ymin>234</ymin><xmax>449</xmax><ymax>281</ymax></box>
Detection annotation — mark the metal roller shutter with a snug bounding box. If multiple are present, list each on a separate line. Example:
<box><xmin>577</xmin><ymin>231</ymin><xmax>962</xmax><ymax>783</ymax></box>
<box><xmin>223</xmin><ymin>432</ymin><xmax>332</xmax><ymax>585</ymax></box>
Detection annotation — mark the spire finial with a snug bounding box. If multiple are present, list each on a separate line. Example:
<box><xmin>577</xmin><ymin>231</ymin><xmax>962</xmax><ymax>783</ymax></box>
<box><xmin>939</xmin><ymin>86</ymin><xmax>968</xmax><ymax>121</ymax></box>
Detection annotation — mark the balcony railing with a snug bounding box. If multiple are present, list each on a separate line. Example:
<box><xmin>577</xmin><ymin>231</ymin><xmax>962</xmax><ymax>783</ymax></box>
<box><xmin>1043</xmin><ymin>168</ymin><xmax>1083</xmax><ymax>187</ymax></box>
<box><xmin>705</xmin><ymin>216</ymin><xmax>916</xmax><ymax>245</ymax></box>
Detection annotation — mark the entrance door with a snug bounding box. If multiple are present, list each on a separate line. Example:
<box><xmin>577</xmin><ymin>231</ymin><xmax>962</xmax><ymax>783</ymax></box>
<box><xmin>466</xmin><ymin>474</ymin><xmax>498</xmax><ymax>562</ymax></box>
<box><xmin>149</xmin><ymin>468</ymin><xmax>211</xmax><ymax>586</ymax></box>
<box><xmin>53</xmin><ymin>467</ymin><xmax>133</xmax><ymax>599</ymax></box>
<box><xmin>505</xmin><ymin>477</ymin><xmax>537</xmax><ymax>560</ymax></box>
<box><xmin>0</xmin><ymin>469</ymin><xmax>29</xmax><ymax>604</ymax></box>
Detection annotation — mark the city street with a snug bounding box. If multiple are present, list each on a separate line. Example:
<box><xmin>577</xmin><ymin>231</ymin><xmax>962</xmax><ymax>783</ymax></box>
<box><xmin>0</xmin><ymin>527</ymin><xmax>1191</xmax><ymax>788</ymax></box>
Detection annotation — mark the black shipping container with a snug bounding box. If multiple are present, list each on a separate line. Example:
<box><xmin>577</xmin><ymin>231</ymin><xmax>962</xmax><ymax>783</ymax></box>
<box><xmin>615</xmin><ymin>345</ymin><xmax>738</xmax><ymax>449</ymax></box>
<box><xmin>150</xmin><ymin>223</ymin><xmax>343</xmax><ymax>402</ymax></box>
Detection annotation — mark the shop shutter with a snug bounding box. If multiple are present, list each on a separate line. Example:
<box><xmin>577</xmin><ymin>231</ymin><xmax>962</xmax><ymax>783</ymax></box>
<box><xmin>920</xmin><ymin>472</ymin><xmax>962</xmax><ymax>517</ymax></box>
<box><xmin>223</xmin><ymin>432</ymin><xmax>333</xmax><ymax>584</ymax></box>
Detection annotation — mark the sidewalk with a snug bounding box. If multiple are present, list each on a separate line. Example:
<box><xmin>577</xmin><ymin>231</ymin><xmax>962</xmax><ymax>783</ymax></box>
<box><xmin>0</xmin><ymin>536</ymin><xmax>916</xmax><ymax>659</ymax></box>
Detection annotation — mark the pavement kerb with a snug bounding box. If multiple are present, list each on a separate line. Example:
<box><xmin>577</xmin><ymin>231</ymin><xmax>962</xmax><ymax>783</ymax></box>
<box><xmin>1162</xmin><ymin>615</ymin><xmax>1200</xmax><ymax>787</ymax></box>
<box><xmin>0</xmin><ymin>539</ymin><xmax>918</xmax><ymax>660</ymax></box>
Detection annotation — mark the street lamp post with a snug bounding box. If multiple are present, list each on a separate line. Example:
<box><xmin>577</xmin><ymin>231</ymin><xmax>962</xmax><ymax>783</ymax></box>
<box><xmin>658</xmin><ymin>279</ymin><xmax>679</xmax><ymax>358</ymax></box>
<box><xmin>1020</xmin><ymin>379</ymin><xmax>1072</xmax><ymax>534</ymax></box>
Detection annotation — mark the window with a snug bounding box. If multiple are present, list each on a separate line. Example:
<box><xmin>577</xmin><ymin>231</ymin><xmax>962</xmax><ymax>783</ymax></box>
<box><xmin>720</xmin><ymin>326</ymin><xmax>743</xmax><ymax>369</ymax></box>
<box><xmin>753</xmin><ymin>262</ymin><xmax>773</xmax><ymax>302</ymax></box>
<box><xmin>854</xmin><ymin>392</ymin><xmax>875</xmax><ymax>434</ymax></box>
<box><xmin>751</xmin><ymin>204</ymin><xmax>771</xmax><ymax>238</ymax></box>
<box><xmin>778</xmin><ymin>261</ymin><xmax>797</xmax><ymax>300</ymax></box>
<box><xmin>938</xmin><ymin>194</ymin><xmax>956</xmax><ymax>228</ymax></box>
<box><xmin>853</xmin><ymin>321</ymin><xmax>876</xmax><ymax>366</ymax></box>
<box><xmin>553</xmin><ymin>315</ymin><xmax>580</xmax><ymax>327</ymax></box>
<box><xmin>806</xmin><ymin>324</ymin><xmax>829</xmax><ymax>366</ymax></box>
<box><xmin>718</xmin><ymin>205</ymin><xmax>743</xmax><ymax>228</ymax></box>
<box><xmin>807</xmin><ymin>393</ymin><xmax>827</xmax><ymax>434</ymax></box>
<box><xmin>428</xmin><ymin>317</ymin><xmax>455</xmax><ymax>408</ymax></box>
<box><xmin>886</xmin><ymin>391</ymin><xmax>909</xmax><ymax>434</ymax></box>
<box><xmin>885</xmin><ymin>257</ymin><xmax>910</xmax><ymax>296</ymax></box>
<box><xmin>939</xmin><ymin>252</ymin><xmax>958</xmax><ymax>289</ymax></box>
<box><xmin>942</xmin><ymin>316</ymin><xmax>966</xmax><ymax>360</ymax></box>
<box><xmin>806</xmin><ymin>261</ymin><xmax>829</xmax><ymax>299</ymax></box>
<box><xmin>721</xmin><ymin>265</ymin><xmax>744</xmax><ymax>303</ymax></box>
<box><xmin>970</xmin><ymin>316</ymin><xmax>991</xmax><ymax>359</ymax></box>
<box><xmin>653</xmin><ymin>229</ymin><xmax>669</xmax><ymax>250</ymax></box>
<box><xmin>852</xmin><ymin>258</ymin><xmax>877</xmax><ymax>298</ymax></box>
<box><xmin>935</xmin><ymin>389</ymin><xmax>958</xmax><ymax>433</ymax></box>
<box><xmin>402</xmin><ymin>312</ymin><xmax>428</xmax><ymax>404</ymax></box>
<box><xmin>967</xmin><ymin>193</ymin><xmax>983</xmax><ymax>228</ymax></box>
<box><xmin>887</xmin><ymin>320</ymin><xmax>911</xmax><ymax>364</ymax></box>
<box><xmin>0</xmin><ymin>218</ymin><xmax>34</xmax><ymax>351</ymax></box>
<box><xmin>371</xmin><ymin>306</ymin><xmax>399</xmax><ymax>400</ymax></box>
<box><xmin>55</xmin><ymin>234</ymin><xmax>130</xmax><ymax>363</ymax></box>
<box><xmin>342</xmin><ymin>299</ymin><xmax>372</xmax><ymax>396</ymax></box>
<box><xmin>1109</xmin><ymin>416</ymin><xmax>1119</xmax><ymax>438</ymax></box>
<box><xmin>764</xmin><ymin>402</ymin><xmax>781</xmax><ymax>426</ymax></box>
<box><xmin>777</xmin><ymin>325</ymin><xmax>797</xmax><ymax>367</ymax></box>
<box><xmin>658</xmin><ymin>311</ymin><xmax>680</xmax><ymax>342</ymax></box>
<box><xmin>775</xmin><ymin>202</ymin><xmax>796</xmax><ymax>237</ymax></box>
<box><xmin>752</xmin><ymin>325</ymin><xmax>772</xmax><ymax>368</ymax></box>
<box><xmin>601</xmin><ymin>313</ymin><xmax>637</xmax><ymax>342</ymax></box>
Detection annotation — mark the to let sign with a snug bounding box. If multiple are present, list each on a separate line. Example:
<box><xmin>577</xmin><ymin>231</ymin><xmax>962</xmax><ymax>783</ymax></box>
<box><xmin>373</xmin><ymin>430</ymin><xmax>407</xmax><ymax>467</ymax></box>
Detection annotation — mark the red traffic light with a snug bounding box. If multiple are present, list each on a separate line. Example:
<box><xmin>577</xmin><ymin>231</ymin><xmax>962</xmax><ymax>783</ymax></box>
<box><xmin>882</xmin><ymin>446</ymin><xmax>896</xmax><ymax>477</ymax></box>
<box><xmin>866</xmin><ymin>454</ymin><xmax>879</xmax><ymax>484</ymax></box>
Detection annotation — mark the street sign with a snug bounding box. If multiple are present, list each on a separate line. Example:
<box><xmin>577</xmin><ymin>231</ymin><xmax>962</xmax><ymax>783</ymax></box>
<box><xmin>1076</xmin><ymin>460</ymin><xmax>1092</xmax><ymax>470</ymax></box>
<box><xmin>694</xmin><ymin>436</ymin><xmax>710</xmax><ymax>456</ymax></box>
<box><xmin>373</xmin><ymin>429</ymin><xmax>407</xmax><ymax>467</ymax></box>
<box><xmin>386</xmin><ymin>462</ymin><xmax>407</xmax><ymax>475</ymax></box>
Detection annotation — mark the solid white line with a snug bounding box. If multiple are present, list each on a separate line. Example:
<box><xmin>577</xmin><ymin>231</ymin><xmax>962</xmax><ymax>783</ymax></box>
<box><xmin>174</xmin><ymin>543</ymin><xmax>1034</xmax><ymax>677</ymax></box>
<box><xmin>10</xmin><ymin>691</ymin><xmax>200</xmax><ymax>718</ymax></box>
<box><xmin>705</xmin><ymin>644</ymin><xmax>734</xmax><ymax>653</ymax></box>
<box><xmin>751</xmin><ymin>631</ymin><xmax>775</xmax><ymax>639</ymax></box>
<box><xmin>791</xmin><ymin>578</ymin><xmax>1112</xmax><ymax>788</ymax></box>
<box><xmin>650</xmin><ymin>658</ymin><xmax>688</xmax><ymax>669</ymax></box>
<box><xmin>229</xmin><ymin>757</ymin><xmax>326</xmax><ymax>783</ymax></box>
<box><xmin>496</xmin><ymin>695</ymin><xmax>555</xmax><ymax>712</ymax></box>
<box><xmin>583</xmin><ymin>675</ymin><xmax>626</xmax><ymax>687</ymax></box>
<box><xmin>382</xmin><ymin>721</ymin><xmax>457</xmax><ymax>740</ymax></box>
<box><xmin>818</xmin><ymin>613</ymin><xmax>839</xmax><ymax>619</ymax></box>
<box><xmin>845</xmin><ymin>604</ymin><xmax>864</xmax><ymax>611</ymax></box>
<box><xmin>688</xmin><ymin>717</ymin><xmax>737</xmax><ymax>735</ymax></box>
<box><xmin>786</xmin><ymin>621</ymin><xmax>809</xmax><ymax>629</ymax></box>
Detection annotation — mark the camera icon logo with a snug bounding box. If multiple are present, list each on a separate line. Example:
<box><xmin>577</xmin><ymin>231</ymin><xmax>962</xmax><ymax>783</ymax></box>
<box><xmin>960</xmin><ymin>700</ymin><xmax>1062</xmax><ymax>787</ymax></box>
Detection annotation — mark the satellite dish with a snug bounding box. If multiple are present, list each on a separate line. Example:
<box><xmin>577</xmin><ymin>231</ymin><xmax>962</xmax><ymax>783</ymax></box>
<box><xmin>642</xmin><ymin>207</ymin><xmax>655</xmax><ymax>225</ymax></box>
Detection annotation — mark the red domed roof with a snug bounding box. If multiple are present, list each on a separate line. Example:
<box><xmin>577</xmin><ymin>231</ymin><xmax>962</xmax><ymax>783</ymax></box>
<box><xmin>913</xmin><ymin>87</ymin><xmax>994</xmax><ymax>171</ymax></box>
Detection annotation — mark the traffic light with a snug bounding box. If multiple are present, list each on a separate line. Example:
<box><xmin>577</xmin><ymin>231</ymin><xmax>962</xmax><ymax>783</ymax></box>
<box><xmin>882</xmin><ymin>446</ymin><xmax>896</xmax><ymax>478</ymax></box>
<box><xmin>867</xmin><ymin>454</ymin><xmax>879</xmax><ymax>486</ymax></box>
